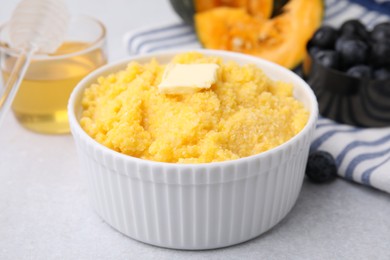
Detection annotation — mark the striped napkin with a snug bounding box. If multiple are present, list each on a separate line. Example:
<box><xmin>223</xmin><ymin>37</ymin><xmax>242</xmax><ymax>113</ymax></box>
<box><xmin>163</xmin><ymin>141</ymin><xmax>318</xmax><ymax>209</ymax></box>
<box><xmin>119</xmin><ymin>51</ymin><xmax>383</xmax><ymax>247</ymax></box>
<box><xmin>124</xmin><ymin>0</ymin><xmax>390</xmax><ymax>194</ymax></box>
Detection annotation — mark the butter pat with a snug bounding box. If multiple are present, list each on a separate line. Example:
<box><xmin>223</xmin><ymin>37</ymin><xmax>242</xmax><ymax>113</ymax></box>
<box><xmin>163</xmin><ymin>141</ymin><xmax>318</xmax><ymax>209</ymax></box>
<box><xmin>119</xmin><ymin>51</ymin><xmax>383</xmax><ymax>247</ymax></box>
<box><xmin>158</xmin><ymin>63</ymin><xmax>219</xmax><ymax>94</ymax></box>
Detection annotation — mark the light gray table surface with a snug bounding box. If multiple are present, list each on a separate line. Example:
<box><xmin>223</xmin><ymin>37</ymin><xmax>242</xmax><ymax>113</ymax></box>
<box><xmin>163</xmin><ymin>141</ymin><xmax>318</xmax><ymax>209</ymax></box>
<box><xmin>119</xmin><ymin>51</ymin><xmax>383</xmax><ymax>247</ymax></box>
<box><xmin>0</xmin><ymin>1</ymin><xmax>389</xmax><ymax>259</ymax></box>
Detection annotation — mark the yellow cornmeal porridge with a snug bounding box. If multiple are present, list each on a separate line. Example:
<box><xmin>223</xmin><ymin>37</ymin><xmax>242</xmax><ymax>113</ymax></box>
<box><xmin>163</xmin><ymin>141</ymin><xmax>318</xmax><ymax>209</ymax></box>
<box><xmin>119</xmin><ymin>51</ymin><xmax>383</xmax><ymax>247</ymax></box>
<box><xmin>80</xmin><ymin>52</ymin><xmax>308</xmax><ymax>163</ymax></box>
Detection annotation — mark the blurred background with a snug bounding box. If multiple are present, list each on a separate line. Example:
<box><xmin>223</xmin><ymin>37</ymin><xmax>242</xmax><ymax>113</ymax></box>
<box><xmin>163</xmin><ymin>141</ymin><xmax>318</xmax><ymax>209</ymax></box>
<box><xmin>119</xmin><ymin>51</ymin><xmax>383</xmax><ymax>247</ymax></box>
<box><xmin>0</xmin><ymin>0</ymin><xmax>178</xmax><ymax>61</ymax></box>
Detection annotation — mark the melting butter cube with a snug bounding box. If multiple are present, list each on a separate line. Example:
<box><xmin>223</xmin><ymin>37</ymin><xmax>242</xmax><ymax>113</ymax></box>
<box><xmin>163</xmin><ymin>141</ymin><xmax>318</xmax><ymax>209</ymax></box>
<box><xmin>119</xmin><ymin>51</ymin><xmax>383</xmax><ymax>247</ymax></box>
<box><xmin>158</xmin><ymin>63</ymin><xmax>219</xmax><ymax>94</ymax></box>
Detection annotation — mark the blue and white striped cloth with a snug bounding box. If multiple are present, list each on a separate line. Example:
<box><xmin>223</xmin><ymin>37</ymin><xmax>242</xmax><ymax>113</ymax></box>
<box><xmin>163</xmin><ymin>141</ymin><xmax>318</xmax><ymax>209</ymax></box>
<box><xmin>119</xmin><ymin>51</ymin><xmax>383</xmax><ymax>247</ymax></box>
<box><xmin>124</xmin><ymin>0</ymin><xmax>390</xmax><ymax>194</ymax></box>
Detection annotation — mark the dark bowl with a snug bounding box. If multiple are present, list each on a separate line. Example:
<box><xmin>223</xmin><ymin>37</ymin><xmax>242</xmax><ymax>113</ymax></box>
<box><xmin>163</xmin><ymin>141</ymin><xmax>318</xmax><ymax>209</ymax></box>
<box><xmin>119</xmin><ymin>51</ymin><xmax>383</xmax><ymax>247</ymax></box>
<box><xmin>303</xmin><ymin>53</ymin><xmax>390</xmax><ymax>128</ymax></box>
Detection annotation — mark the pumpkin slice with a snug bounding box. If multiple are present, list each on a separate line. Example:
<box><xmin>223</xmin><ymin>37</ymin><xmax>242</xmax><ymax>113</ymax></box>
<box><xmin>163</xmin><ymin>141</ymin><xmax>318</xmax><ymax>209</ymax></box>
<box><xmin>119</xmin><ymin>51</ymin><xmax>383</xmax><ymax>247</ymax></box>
<box><xmin>169</xmin><ymin>0</ymin><xmax>273</xmax><ymax>24</ymax></box>
<box><xmin>195</xmin><ymin>0</ymin><xmax>324</xmax><ymax>69</ymax></box>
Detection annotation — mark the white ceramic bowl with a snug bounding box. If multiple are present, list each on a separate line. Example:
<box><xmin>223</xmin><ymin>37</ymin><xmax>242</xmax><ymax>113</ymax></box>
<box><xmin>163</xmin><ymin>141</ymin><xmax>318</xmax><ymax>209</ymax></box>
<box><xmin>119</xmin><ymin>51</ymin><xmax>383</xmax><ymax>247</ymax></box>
<box><xmin>68</xmin><ymin>50</ymin><xmax>318</xmax><ymax>250</ymax></box>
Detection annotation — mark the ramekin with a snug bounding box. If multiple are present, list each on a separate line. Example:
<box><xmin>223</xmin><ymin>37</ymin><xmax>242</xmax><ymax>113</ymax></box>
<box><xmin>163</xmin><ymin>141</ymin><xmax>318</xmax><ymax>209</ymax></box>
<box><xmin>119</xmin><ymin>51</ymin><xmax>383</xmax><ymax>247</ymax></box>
<box><xmin>68</xmin><ymin>50</ymin><xmax>318</xmax><ymax>250</ymax></box>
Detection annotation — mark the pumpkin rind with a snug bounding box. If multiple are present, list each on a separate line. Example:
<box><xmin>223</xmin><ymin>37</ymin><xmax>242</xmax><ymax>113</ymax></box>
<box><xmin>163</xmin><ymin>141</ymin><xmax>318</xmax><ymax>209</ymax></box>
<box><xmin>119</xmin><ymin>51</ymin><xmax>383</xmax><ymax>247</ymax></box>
<box><xmin>195</xmin><ymin>0</ymin><xmax>273</xmax><ymax>20</ymax></box>
<box><xmin>272</xmin><ymin>0</ymin><xmax>289</xmax><ymax>16</ymax></box>
<box><xmin>169</xmin><ymin>0</ymin><xmax>195</xmax><ymax>24</ymax></box>
<box><xmin>169</xmin><ymin>0</ymin><xmax>273</xmax><ymax>24</ymax></box>
<box><xmin>195</xmin><ymin>0</ymin><xmax>324</xmax><ymax>69</ymax></box>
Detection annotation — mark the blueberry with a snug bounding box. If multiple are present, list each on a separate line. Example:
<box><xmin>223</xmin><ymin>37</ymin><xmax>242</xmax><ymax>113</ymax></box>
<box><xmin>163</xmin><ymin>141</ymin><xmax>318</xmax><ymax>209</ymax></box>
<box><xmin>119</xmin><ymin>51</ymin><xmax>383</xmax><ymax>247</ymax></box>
<box><xmin>339</xmin><ymin>19</ymin><xmax>369</xmax><ymax>40</ymax></box>
<box><xmin>372</xmin><ymin>22</ymin><xmax>390</xmax><ymax>31</ymax></box>
<box><xmin>372</xmin><ymin>22</ymin><xmax>390</xmax><ymax>33</ymax></box>
<box><xmin>338</xmin><ymin>39</ymin><xmax>369</xmax><ymax>68</ymax></box>
<box><xmin>335</xmin><ymin>35</ymin><xmax>359</xmax><ymax>52</ymax></box>
<box><xmin>315</xmin><ymin>50</ymin><xmax>340</xmax><ymax>69</ymax></box>
<box><xmin>370</xmin><ymin>42</ymin><xmax>390</xmax><ymax>67</ymax></box>
<box><xmin>370</xmin><ymin>28</ymin><xmax>390</xmax><ymax>43</ymax></box>
<box><xmin>374</xmin><ymin>67</ymin><xmax>390</xmax><ymax>80</ymax></box>
<box><xmin>370</xmin><ymin>22</ymin><xmax>390</xmax><ymax>43</ymax></box>
<box><xmin>346</xmin><ymin>65</ymin><xmax>372</xmax><ymax>79</ymax></box>
<box><xmin>310</xmin><ymin>26</ymin><xmax>338</xmax><ymax>49</ymax></box>
<box><xmin>305</xmin><ymin>151</ymin><xmax>337</xmax><ymax>183</ymax></box>
<box><xmin>308</xmin><ymin>46</ymin><xmax>322</xmax><ymax>57</ymax></box>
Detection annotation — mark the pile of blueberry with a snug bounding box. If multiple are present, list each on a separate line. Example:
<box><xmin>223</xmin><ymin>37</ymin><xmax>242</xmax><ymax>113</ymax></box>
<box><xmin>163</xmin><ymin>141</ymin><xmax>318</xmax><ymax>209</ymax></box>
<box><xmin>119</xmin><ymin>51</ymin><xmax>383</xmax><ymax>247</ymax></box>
<box><xmin>308</xmin><ymin>19</ymin><xmax>390</xmax><ymax>80</ymax></box>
